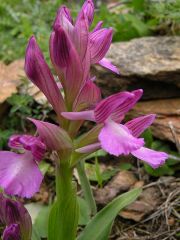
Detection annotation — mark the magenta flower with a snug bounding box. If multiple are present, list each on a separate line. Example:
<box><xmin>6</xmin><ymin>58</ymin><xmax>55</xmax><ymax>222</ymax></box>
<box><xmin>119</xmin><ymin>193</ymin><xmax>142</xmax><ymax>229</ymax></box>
<box><xmin>0</xmin><ymin>194</ymin><xmax>32</xmax><ymax>239</ymax></box>
<box><xmin>0</xmin><ymin>135</ymin><xmax>46</xmax><ymax>197</ymax></box>
<box><xmin>62</xmin><ymin>89</ymin><xmax>168</xmax><ymax>168</ymax></box>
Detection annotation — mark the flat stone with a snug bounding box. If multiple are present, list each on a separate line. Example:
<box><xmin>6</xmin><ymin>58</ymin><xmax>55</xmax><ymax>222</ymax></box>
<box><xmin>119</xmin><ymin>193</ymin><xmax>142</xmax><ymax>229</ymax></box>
<box><xmin>128</xmin><ymin>98</ymin><xmax>180</xmax><ymax>143</ymax></box>
<box><xmin>95</xmin><ymin>171</ymin><xmax>137</xmax><ymax>205</ymax></box>
<box><xmin>0</xmin><ymin>59</ymin><xmax>25</xmax><ymax>103</ymax></box>
<box><xmin>93</xmin><ymin>37</ymin><xmax>180</xmax><ymax>99</ymax></box>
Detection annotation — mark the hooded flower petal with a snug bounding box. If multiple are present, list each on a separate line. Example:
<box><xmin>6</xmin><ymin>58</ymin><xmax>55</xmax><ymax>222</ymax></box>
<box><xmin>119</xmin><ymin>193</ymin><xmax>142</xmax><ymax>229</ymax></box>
<box><xmin>74</xmin><ymin>11</ymin><xmax>90</xmax><ymax>81</ymax></box>
<box><xmin>90</xmin><ymin>28</ymin><xmax>113</xmax><ymax>64</ymax></box>
<box><xmin>132</xmin><ymin>147</ymin><xmax>168</xmax><ymax>169</ymax></box>
<box><xmin>74</xmin><ymin>11</ymin><xmax>89</xmax><ymax>61</ymax></box>
<box><xmin>94</xmin><ymin>91</ymin><xmax>134</xmax><ymax>123</ymax></box>
<box><xmin>25</xmin><ymin>36</ymin><xmax>66</xmax><ymax>120</ymax></box>
<box><xmin>76</xmin><ymin>0</ymin><xmax>94</xmax><ymax>26</ymax></box>
<box><xmin>0</xmin><ymin>151</ymin><xmax>43</xmax><ymax>198</ymax></box>
<box><xmin>50</xmin><ymin>27</ymin><xmax>84</xmax><ymax>106</ymax></box>
<box><xmin>98</xmin><ymin>58</ymin><xmax>119</xmax><ymax>74</ymax></box>
<box><xmin>125</xmin><ymin>114</ymin><xmax>156</xmax><ymax>137</ymax></box>
<box><xmin>99</xmin><ymin>120</ymin><xmax>144</xmax><ymax>156</ymax></box>
<box><xmin>53</xmin><ymin>6</ymin><xmax>73</xmax><ymax>31</ymax></box>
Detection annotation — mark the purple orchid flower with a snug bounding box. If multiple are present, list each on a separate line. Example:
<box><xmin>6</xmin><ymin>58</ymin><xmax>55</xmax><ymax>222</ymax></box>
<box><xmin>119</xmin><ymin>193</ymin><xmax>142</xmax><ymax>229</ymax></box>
<box><xmin>0</xmin><ymin>194</ymin><xmax>32</xmax><ymax>240</ymax></box>
<box><xmin>62</xmin><ymin>89</ymin><xmax>168</xmax><ymax>168</ymax></box>
<box><xmin>0</xmin><ymin>135</ymin><xmax>46</xmax><ymax>197</ymax></box>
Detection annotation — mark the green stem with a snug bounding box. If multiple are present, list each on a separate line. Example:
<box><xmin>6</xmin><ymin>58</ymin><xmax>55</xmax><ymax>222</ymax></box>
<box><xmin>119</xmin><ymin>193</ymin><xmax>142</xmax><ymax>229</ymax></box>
<box><xmin>77</xmin><ymin>160</ymin><xmax>97</xmax><ymax>216</ymax></box>
<box><xmin>48</xmin><ymin>160</ymin><xmax>79</xmax><ymax>240</ymax></box>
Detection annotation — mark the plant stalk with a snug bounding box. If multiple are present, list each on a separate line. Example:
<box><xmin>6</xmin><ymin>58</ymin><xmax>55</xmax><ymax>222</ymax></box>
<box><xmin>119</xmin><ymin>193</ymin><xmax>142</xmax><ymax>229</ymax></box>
<box><xmin>48</xmin><ymin>160</ymin><xmax>79</xmax><ymax>240</ymax></box>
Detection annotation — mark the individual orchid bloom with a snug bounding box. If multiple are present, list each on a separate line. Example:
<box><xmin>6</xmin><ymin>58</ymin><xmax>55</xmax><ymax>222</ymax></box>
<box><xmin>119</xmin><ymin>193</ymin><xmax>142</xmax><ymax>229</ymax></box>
<box><xmin>62</xmin><ymin>90</ymin><xmax>145</xmax><ymax>155</ymax></box>
<box><xmin>77</xmin><ymin>114</ymin><xmax>168</xmax><ymax>168</ymax></box>
<box><xmin>0</xmin><ymin>135</ymin><xmax>46</xmax><ymax>198</ymax></box>
<box><xmin>0</xmin><ymin>193</ymin><xmax>32</xmax><ymax>240</ymax></box>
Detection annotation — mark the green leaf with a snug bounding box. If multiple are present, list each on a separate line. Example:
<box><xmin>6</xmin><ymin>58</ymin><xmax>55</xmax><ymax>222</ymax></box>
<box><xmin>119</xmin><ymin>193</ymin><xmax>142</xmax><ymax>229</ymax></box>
<box><xmin>32</xmin><ymin>227</ymin><xmax>41</xmax><ymax>240</ymax></box>
<box><xmin>77</xmin><ymin>188</ymin><xmax>142</xmax><ymax>240</ymax></box>
<box><xmin>78</xmin><ymin>197</ymin><xmax>91</xmax><ymax>226</ymax></box>
<box><xmin>34</xmin><ymin>205</ymin><xmax>51</xmax><ymax>238</ymax></box>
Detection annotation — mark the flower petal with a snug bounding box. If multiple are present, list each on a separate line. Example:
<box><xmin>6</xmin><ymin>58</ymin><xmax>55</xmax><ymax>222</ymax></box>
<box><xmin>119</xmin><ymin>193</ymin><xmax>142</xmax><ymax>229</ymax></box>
<box><xmin>99</xmin><ymin>120</ymin><xmax>144</xmax><ymax>156</ymax></box>
<box><xmin>76</xmin><ymin>0</ymin><xmax>94</xmax><ymax>26</ymax></box>
<box><xmin>132</xmin><ymin>147</ymin><xmax>168</xmax><ymax>169</ymax></box>
<box><xmin>61</xmin><ymin>110</ymin><xmax>95</xmax><ymax>122</ymax></box>
<box><xmin>74</xmin><ymin>11</ymin><xmax>90</xmax><ymax>81</ymax></box>
<box><xmin>50</xmin><ymin>27</ymin><xmax>84</xmax><ymax>106</ymax></box>
<box><xmin>53</xmin><ymin>6</ymin><xmax>73</xmax><ymax>31</ymax></box>
<box><xmin>111</xmin><ymin>89</ymin><xmax>143</xmax><ymax>122</ymax></box>
<box><xmin>125</xmin><ymin>114</ymin><xmax>156</xmax><ymax>137</ymax></box>
<box><xmin>98</xmin><ymin>58</ymin><xmax>119</xmax><ymax>74</ymax></box>
<box><xmin>73</xmin><ymin>80</ymin><xmax>101</xmax><ymax>111</ymax></box>
<box><xmin>29</xmin><ymin>118</ymin><xmax>73</xmax><ymax>151</ymax></box>
<box><xmin>90</xmin><ymin>28</ymin><xmax>113</xmax><ymax>64</ymax></box>
<box><xmin>3</xmin><ymin>224</ymin><xmax>21</xmax><ymax>240</ymax></box>
<box><xmin>0</xmin><ymin>194</ymin><xmax>32</xmax><ymax>238</ymax></box>
<box><xmin>91</xmin><ymin>21</ymin><xmax>103</xmax><ymax>33</ymax></box>
<box><xmin>0</xmin><ymin>151</ymin><xmax>43</xmax><ymax>198</ymax></box>
<box><xmin>94</xmin><ymin>91</ymin><xmax>134</xmax><ymax>123</ymax></box>
<box><xmin>25</xmin><ymin>36</ymin><xmax>66</xmax><ymax>121</ymax></box>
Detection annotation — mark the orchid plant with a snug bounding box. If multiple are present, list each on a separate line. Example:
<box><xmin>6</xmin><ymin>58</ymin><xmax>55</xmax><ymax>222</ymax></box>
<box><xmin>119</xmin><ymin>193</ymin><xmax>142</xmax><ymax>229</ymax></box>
<box><xmin>0</xmin><ymin>1</ymin><xmax>168</xmax><ymax>239</ymax></box>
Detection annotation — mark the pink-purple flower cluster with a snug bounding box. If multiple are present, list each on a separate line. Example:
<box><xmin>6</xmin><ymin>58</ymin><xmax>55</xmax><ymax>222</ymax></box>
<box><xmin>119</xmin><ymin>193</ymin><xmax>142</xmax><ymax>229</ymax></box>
<box><xmin>0</xmin><ymin>0</ymin><xmax>168</xmax><ymax>199</ymax></box>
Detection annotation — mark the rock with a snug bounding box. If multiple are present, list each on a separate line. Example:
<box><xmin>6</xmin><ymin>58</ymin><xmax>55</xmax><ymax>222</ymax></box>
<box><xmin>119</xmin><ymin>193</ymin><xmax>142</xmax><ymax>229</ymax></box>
<box><xmin>128</xmin><ymin>98</ymin><xmax>180</xmax><ymax>143</ymax></box>
<box><xmin>120</xmin><ymin>187</ymin><xmax>161</xmax><ymax>222</ymax></box>
<box><xmin>0</xmin><ymin>59</ymin><xmax>25</xmax><ymax>103</ymax></box>
<box><xmin>93</xmin><ymin>37</ymin><xmax>180</xmax><ymax>99</ymax></box>
<box><xmin>95</xmin><ymin>171</ymin><xmax>137</xmax><ymax>205</ymax></box>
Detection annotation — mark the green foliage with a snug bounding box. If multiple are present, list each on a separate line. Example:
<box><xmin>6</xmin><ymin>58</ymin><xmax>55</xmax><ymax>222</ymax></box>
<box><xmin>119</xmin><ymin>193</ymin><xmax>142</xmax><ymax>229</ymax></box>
<box><xmin>0</xmin><ymin>0</ymin><xmax>179</xmax><ymax>63</ymax></box>
<box><xmin>0</xmin><ymin>0</ymin><xmax>64</xmax><ymax>63</ymax></box>
<box><xmin>142</xmin><ymin>129</ymin><xmax>180</xmax><ymax>176</ymax></box>
<box><xmin>77</xmin><ymin>188</ymin><xmax>142</xmax><ymax>240</ymax></box>
<box><xmin>0</xmin><ymin>129</ymin><xmax>14</xmax><ymax>149</ymax></box>
<box><xmin>2</xmin><ymin>93</ymin><xmax>50</xmax><ymax>132</ymax></box>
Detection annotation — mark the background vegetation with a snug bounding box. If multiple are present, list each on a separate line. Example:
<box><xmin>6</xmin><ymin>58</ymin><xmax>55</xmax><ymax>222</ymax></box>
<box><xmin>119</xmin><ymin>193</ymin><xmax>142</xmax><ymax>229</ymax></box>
<box><xmin>0</xmin><ymin>0</ymin><xmax>179</xmax><ymax>63</ymax></box>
